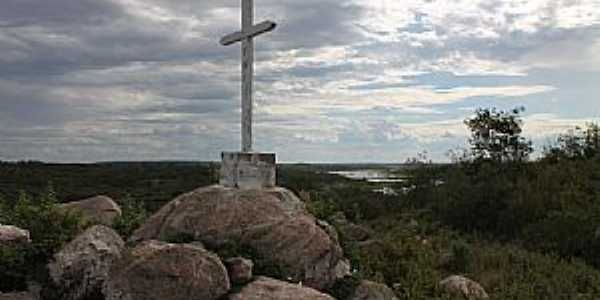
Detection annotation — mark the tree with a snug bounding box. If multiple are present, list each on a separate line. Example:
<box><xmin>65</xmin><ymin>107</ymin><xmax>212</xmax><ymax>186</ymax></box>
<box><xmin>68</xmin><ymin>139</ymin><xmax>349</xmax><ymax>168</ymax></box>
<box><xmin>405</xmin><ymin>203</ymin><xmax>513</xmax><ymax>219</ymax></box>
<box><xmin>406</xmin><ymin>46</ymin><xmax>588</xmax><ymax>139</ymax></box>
<box><xmin>464</xmin><ymin>107</ymin><xmax>533</xmax><ymax>162</ymax></box>
<box><xmin>544</xmin><ymin>123</ymin><xmax>600</xmax><ymax>161</ymax></box>
<box><xmin>583</xmin><ymin>123</ymin><xmax>600</xmax><ymax>158</ymax></box>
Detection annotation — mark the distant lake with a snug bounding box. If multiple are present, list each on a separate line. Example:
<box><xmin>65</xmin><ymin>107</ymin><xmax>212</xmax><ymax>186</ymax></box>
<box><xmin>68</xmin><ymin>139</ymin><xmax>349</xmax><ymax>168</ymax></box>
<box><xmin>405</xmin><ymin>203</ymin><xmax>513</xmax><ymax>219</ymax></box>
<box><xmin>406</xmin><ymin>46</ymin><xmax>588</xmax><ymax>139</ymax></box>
<box><xmin>328</xmin><ymin>169</ymin><xmax>406</xmax><ymax>183</ymax></box>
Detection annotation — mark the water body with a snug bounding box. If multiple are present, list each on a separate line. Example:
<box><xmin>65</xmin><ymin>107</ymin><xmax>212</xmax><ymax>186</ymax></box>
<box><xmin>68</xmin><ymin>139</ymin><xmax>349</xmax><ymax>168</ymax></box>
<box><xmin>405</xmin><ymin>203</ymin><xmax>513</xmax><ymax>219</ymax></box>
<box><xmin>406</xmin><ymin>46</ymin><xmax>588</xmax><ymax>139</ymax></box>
<box><xmin>328</xmin><ymin>169</ymin><xmax>406</xmax><ymax>183</ymax></box>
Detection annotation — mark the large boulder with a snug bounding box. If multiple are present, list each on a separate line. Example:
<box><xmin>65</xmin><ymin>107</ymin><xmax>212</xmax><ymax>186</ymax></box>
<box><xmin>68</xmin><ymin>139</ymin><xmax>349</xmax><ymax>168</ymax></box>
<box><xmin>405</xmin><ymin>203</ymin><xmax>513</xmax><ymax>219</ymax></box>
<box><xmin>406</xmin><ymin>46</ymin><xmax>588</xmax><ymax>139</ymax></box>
<box><xmin>130</xmin><ymin>185</ymin><xmax>347</xmax><ymax>290</ymax></box>
<box><xmin>47</xmin><ymin>225</ymin><xmax>125</xmax><ymax>300</ymax></box>
<box><xmin>0</xmin><ymin>225</ymin><xmax>30</xmax><ymax>244</ymax></box>
<box><xmin>104</xmin><ymin>240</ymin><xmax>230</xmax><ymax>300</ymax></box>
<box><xmin>350</xmin><ymin>280</ymin><xmax>398</xmax><ymax>300</ymax></box>
<box><xmin>59</xmin><ymin>196</ymin><xmax>121</xmax><ymax>226</ymax></box>
<box><xmin>229</xmin><ymin>277</ymin><xmax>335</xmax><ymax>300</ymax></box>
<box><xmin>439</xmin><ymin>275</ymin><xmax>489</xmax><ymax>300</ymax></box>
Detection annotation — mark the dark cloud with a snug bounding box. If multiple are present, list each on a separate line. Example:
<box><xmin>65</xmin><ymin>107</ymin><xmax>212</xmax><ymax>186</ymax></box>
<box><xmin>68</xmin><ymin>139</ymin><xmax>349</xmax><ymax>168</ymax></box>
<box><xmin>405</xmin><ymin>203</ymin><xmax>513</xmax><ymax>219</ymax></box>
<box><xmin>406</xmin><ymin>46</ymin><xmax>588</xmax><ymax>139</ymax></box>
<box><xmin>0</xmin><ymin>0</ymin><xmax>598</xmax><ymax>162</ymax></box>
<box><xmin>0</xmin><ymin>0</ymin><xmax>124</xmax><ymax>27</ymax></box>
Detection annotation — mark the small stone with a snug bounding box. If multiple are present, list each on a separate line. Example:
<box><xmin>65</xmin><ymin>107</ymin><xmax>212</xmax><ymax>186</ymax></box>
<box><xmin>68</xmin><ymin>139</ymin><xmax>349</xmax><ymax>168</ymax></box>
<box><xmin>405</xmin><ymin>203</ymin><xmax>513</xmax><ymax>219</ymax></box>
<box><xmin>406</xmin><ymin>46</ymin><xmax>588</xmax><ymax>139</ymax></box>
<box><xmin>0</xmin><ymin>225</ymin><xmax>30</xmax><ymax>244</ymax></box>
<box><xmin>229</xmin><ymin>277</ymin><xmax>335</xmax><ymax>300</ymax></box>
<box><xmin>333</xmin><ymin>259</ymin><xmax>352</xmax><ymax>279</ymax></box>
<box><xmin>439</xmin><ymin>275</ymin><xmax>489</xmax><ymax>300</ymax></box>
<box><xmin>350</xmin><ymin>280</ymin><xmax>398</xmax><ymax>300</ymax></box>
<box><xmin>225</xmin><ymin>257</ymin><xmax>254</xmax><ymax>284</ymax></box>
<box><xmin>408</xmin><ymin>219</ymin><xmax>419</xmax><ymax>228</ymax></box>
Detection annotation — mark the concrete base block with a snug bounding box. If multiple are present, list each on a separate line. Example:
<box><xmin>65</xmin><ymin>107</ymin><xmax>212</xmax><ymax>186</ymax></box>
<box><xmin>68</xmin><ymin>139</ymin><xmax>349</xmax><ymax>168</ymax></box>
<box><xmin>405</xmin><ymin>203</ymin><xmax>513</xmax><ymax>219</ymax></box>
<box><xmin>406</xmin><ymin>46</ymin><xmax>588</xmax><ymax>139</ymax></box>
<box><xmin>220</xmin><ymin>152</ymin><xmax>276</xmax><ymax>189</ymax></box>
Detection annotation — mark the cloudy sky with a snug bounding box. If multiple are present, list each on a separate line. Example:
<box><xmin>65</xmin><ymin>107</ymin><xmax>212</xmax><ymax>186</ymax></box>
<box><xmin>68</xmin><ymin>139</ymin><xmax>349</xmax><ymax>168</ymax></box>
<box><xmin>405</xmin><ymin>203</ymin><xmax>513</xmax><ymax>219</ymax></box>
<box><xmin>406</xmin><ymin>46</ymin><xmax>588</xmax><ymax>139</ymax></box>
<box><xmin>1</xmin><ymin>0</ymin><xmax>599</xmax><ymax>163</ymax></box>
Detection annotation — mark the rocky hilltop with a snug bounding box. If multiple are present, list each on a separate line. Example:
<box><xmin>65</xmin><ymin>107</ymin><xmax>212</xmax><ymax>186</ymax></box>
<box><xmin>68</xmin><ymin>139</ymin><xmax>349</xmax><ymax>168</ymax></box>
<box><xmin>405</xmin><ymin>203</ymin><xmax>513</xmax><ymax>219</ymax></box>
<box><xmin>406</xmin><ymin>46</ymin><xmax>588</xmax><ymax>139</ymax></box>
<box><xmin>2</xmin><ymin>185</ymin><xmax>405</xmax><ymax>300</ymax></box>
<box><xmin>130</xmin><ymin>185</ymin><xmax>350</xmax><ymax>291</ymax></box>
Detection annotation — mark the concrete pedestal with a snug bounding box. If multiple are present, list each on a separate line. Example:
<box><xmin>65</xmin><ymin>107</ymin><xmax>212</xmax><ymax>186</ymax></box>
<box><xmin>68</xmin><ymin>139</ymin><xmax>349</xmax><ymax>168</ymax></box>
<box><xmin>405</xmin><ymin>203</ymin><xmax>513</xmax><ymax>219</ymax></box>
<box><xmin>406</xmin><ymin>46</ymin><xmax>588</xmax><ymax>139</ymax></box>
<box><xmin>220</xmin><ymin>152</ymin><xmax>276</xmax><ymax>189</ymax></box>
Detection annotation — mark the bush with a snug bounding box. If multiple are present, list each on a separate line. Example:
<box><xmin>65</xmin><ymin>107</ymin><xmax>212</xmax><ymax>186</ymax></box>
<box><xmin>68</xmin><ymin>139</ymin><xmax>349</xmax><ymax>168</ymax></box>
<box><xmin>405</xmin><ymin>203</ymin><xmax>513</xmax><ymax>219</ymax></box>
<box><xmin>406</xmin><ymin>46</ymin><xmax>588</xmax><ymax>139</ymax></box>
<box><xmin>0</xmin><ymin>244</ymin><xmax>28</xmax><ymax>291</ymax></box>
<box><xmin>405</xmin><ymin>113</ymin><xmax>600</xmax><ymax>269</ymax></box>
<box><xmin>0</xmin><ymin>185</ymin><xmax>86</xmax><ymax>292</ymax></box>
<box><xmin>112</xmin><ymin>195</ymin><xmax>147</xmax><ymax>238</ymax></box>
<box><xmin>447</xmin><ymin>239</ymin><xmax>471</xmax><ymax>274</ymax></box>
<box><xmin>544</xmin><ymin>123</ymin><xmax>600</xmax><ymax>161</ymax></box>
<box><xmin>328</xmin><ymin>275</ymin><xmax>362</xmax><ymax>300</ymax></box>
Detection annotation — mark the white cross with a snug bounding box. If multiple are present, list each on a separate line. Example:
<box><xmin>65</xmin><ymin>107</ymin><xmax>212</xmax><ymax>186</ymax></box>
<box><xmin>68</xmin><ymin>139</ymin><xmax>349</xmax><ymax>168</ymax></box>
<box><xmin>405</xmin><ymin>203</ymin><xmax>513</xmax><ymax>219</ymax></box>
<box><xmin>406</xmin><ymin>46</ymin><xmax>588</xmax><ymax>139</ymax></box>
<box><xmin>220</xmin><ymin>0</ymin><xmax>277</xmax><ymax>153</ymax></box>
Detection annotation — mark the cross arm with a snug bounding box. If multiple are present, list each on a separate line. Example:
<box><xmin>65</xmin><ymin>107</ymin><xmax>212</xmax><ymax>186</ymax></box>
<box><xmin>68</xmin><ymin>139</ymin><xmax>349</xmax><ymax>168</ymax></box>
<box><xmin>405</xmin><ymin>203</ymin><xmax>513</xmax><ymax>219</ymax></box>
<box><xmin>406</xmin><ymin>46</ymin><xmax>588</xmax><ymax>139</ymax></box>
<box><xmin>220</xmin><ymin>20</ymin><xmax>277</xmax><ymax>46</ymax></box>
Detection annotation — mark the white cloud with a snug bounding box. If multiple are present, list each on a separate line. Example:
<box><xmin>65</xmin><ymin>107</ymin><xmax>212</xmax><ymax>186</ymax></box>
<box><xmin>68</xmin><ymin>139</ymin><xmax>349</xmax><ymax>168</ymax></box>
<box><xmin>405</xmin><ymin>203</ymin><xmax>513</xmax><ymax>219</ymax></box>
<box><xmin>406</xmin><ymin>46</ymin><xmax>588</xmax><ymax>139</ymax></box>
<box><xmin>520</xmin><ymin>37</ymin><xmax>600</xmax><ymax>71</ymax></box>
<box><xmin>260</xmin><ymin>84</ymin><xmax>554</xmax><ymax>117</ymax></box>
<box><xmin>1</xmin><ymin>0</ymin><xmax>599</xmax><ymax>162</ymax></box>
<box><xmin>524</xmin><ymin>113</ymin><xmax>600</xmax><ymax>138</ymax></box>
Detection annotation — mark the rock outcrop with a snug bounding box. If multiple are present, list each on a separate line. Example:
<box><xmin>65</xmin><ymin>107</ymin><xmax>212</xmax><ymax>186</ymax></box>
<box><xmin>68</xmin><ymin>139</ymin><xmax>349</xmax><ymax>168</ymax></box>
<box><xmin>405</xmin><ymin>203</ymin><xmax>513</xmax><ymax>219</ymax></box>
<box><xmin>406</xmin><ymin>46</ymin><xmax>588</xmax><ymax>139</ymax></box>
<box><xmin>48</xmin><ymin>225</ymin><xmax>124</xmax><ymax>300</ymax></box>
<box><xmin>229</xmin><ymin>277</ymin><xmax>335</xmax><ymax>300</ymax></box>
<box><xmin>0</xmin><ymin>225</ymin><xmax>30</xmax><ymax>244</ymax></box>
<box><xmin>350</xmin><ymin>280</ymin><xmax>398</xmax><ymax>300</ymax></box>
<box><xmin>104</xmin><ymin>240</ymin><xmax>230</xmax><ymax>300</ymax></box>
<box><xmin>59</xmin><ymin>196</ymin><xmax>121</xmax><ymax>226</ymax></box>
<box><xmin>225</xmin><ymin>257</ymin><xmax>254</xmax><ymax>285</ymax></box>
<box><xmin>439</xmin><ymin>275</ymin><xmax>489</xmax><ymax>300</ymax></box>
<box><xmin>0</xmin><ymin>292</ymin><xmax>33</xmax><ymax>300</ymax></box>
<box><xmin>130</xmin><ymin>185</ymin><xmax>347</xmax><ymax>290</ymax></box>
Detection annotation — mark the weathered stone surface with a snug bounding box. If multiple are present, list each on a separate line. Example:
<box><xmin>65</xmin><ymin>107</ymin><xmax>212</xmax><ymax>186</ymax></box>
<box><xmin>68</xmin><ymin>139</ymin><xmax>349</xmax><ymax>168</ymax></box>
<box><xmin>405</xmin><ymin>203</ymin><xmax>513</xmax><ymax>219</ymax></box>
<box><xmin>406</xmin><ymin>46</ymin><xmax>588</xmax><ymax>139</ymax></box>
<box><xmin>333</xmin><ymin>259</ymin><xmax>352</xmax><ymax>280</ymax></box>
<box><xmin>317</xmin><ymin>220</ymin><xmax>340</xmax><ymax>245</ymax></box>
<box><xmin>48</xmin><ymin>225</ymin><xmax>124</xmax><ymax>300</ymax></box>
<box><xmin>130</xmin><ymin>185</ymin><xmax>346</xmax><ymax>290</ymax></box>
<box><xmin>225</xmin><ymin>257</ymin><xmax>254</xmax><ymax>285</ymax></box>
<box><xmin>350</xmin><ymin>280</ymin><xmax>398</xmax><ymax>300</ymax></box>
<box><xmin>59</xmin><ymin>196</ymin><xmax>122</xmax><ymax>226</ymax></box>
<box><xmin>220</xmin><ymin>152</ymin><xmax>276</xmax><ymax>189</ymax></box>
<box><xmin>229</xmin><ymin>277</ymin><xmax>335</xmax><ymax>300</ymax></box>
<box><xmin>439</xmin><ymin>275</ymin><xmax>489</xmax><ymax>300</ymax></box>
<box><xmin>0</xmin><ymin>292</ymin><xmax>33</xmax><ymax>300</ymax></box>
<box><xmin>0</xmin><ymin>225</ymin><xmax>30</xmax><ymax>244</ymax></box>
<box><xmin>104</xmin><ymin>240</ymin><xmax>230</xmax><ymax>300</ymax></box>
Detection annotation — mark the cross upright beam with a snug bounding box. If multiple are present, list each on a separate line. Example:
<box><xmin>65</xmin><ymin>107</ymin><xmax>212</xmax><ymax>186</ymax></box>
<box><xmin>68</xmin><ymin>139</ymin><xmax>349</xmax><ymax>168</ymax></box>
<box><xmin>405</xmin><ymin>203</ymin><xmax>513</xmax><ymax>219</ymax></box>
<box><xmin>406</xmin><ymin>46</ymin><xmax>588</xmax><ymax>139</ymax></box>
<box><xmin>241</xmin><ymin>0</ymin><xmax>253</xmax><ymax>153</ymax></box>
<box><xmin>218</xmin><ymin>0</ymin><xmax>278</xmax><ymax>189</ymax></box>
<box><xmin>220</xmin><ymin>0</ymin><xmax>276</xmax><ymax>153</ymax></box>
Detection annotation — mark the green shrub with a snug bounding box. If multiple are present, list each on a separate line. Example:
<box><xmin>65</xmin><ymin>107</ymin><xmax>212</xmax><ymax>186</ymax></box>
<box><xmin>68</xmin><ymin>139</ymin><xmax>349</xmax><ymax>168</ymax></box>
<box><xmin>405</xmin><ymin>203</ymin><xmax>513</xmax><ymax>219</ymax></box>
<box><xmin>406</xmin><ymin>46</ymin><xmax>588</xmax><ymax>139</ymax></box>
<box><xmin>0</xmin><ymin>185</ymin><xmax>86</xmax><ymax>292</ymax></box>
<box><xmin>404</xmin><ymin>114</ymin><xmax>600</xmax><ymax>269</ymax></box>
<box><xmin>465</xmin><ymin>242</ymin><xmax>600</xmax><ymax>299</ymax></box>
<box><xmin>0</xmin><ymin>244</ymin><xmax>28</xmax><ymax>291</ymax></box>
<box><xmin>348</xmin><ymin>215</ymin><xmax>600</xmax><ymax>299</ymax></box>
<box><xmin>328</xmin><ymin>275</ymin><xmax>362</xmax><ymax>300</ymax></box>
<box><xmin>305</xmin><ymin>193</ymin><xmax>339</xmax><ymax>221</ymax></box>
<box><xmin>447</xmin><ymin>240</ymin><xmax>471</xmax><ymax>274</ymax></box>
<box><xmin>112</xmin><ymin>195</ymin><xmax>147</xmax><ymax>238</ymax></box>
